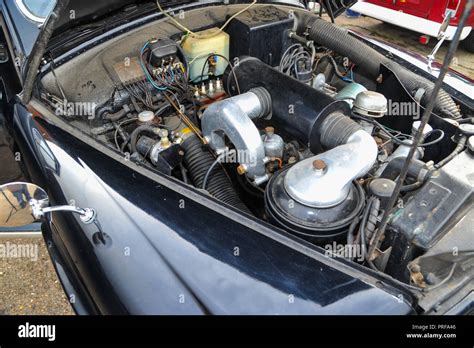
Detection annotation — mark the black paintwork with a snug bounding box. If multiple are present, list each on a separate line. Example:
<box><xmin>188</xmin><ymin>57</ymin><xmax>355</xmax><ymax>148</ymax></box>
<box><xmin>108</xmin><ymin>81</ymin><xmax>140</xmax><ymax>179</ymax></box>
<box><xmin>11</xmin><ymin>102</ymin><xmax>415</xmax><ymax>314</ymax></box>
<box><xmin>0</xmin><ymin>0</ymin><xmax>419</xmax><ymax>315</ymax></box>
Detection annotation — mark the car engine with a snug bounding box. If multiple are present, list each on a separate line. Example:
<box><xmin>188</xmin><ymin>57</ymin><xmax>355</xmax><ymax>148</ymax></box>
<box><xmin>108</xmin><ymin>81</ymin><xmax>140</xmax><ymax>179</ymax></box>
<box><xmin>39</xmin><ymin>4</ymin><xmax>473</xmax><ymax>294</ymax></box>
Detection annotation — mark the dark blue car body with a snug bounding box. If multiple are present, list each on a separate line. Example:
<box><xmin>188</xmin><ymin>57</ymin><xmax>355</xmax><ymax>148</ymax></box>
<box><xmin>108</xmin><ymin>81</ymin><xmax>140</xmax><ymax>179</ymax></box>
<box><xmin>0</xmin><ymin>0</ymin><xmax>428</xmax><ymax>315</ymax></box>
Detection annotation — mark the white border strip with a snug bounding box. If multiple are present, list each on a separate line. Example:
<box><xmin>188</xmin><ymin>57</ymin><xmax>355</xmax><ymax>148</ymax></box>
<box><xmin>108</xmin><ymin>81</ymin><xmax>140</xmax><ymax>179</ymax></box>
<box><xmin>0</xmin><ymin>231</ymin><xmax>42</xmax><ymax>238</ymax></box>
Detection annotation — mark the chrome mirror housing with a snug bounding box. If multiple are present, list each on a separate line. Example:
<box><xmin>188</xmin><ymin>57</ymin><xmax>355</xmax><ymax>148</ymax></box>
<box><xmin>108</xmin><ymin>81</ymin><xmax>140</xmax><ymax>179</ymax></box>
<box><xmin>0</xmin><ymin>182</ymin><xmax>96</xmax><ymax>228</ymax></box>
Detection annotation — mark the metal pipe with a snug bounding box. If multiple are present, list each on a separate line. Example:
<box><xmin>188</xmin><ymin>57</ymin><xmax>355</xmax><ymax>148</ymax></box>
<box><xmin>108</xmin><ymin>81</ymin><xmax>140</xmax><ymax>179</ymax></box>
<box><xmin>201</xmin><ymin>88</ymin><xmax>272</xmax><ymax>182</ymax></box>
<box><xmin>284</xmin><ymin>129</ymin><xmax>377</xmax><ymax>208</ymax></box>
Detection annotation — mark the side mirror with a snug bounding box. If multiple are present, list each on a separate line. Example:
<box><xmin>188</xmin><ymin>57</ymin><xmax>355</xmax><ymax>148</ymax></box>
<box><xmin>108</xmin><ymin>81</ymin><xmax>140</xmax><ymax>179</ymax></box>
<box><xmin>0</xmin><ymin>182</ymin><xmax>96</xmax><ymax>228</ymax></box>
<box><xmin>0</xmin><ymin>182</ymin><xmax>47</xmax><ymax>227</ymax></box>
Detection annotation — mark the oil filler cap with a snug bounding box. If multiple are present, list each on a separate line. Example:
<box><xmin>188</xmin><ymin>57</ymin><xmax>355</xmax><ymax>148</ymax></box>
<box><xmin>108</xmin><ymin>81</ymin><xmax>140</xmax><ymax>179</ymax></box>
<box><xmin>369</xmin><ymin>178</ymin><xmax>396</xmax><ymax>207</ymax></box>
<box><xmin>353</xmin><ymin>91</ymin><xmax>387</xmax><ymax>118</ymax></box>
<box><xmin>467</xmin><ymin>136</ymin><xmax>474</xmax><ymax>155</ymax></box>
<box><xmin>459</xmin><ymin>123</ymin><xmax>474</xmax><ymax>136</ymax></box>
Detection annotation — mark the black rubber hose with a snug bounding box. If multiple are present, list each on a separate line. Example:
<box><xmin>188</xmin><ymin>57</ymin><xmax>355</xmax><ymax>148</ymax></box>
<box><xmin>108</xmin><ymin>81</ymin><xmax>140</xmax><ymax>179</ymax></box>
<box><xmin>95</xmin><ymin>104</ymin><xmax>113</xmax><ymax>120</ymax></box>
<box><xmin>400</xmin><ymin>181</ymin><xmax>424</xmax><ymax>192</ymax></box>
<box><xmin>130</xmin><ymin>125</ymin><xmax>158</xmax><ymax>154</ymax></box>
<box><xmin>250</xmin><ymin>87</ymin><xmax>272</xmax><ymax>116</ymax></box>
<box><xmin>296</xmin><ymin>15</ymin><xmax>461</xmax><ymax>119</ymax></box>
<box><xmin>104</xmin><ymin>108</ymin><xmax>127</xmax><ymax>122</ymax></box>
<box><xmin>380</xmin><ymin>157</ymin><xmax>428</xmax><ymax>181</ymax></box>
<box><xmin>182</xmin><ymin>135</ymin><xmax>251</xmax><ymax>213</ymax></box>
<box><xmin>346</xmin><ymin>216</ymin><xmax>360</xmax><ymax>246</ymax></box>
<box><xmin>365</xmin><ymin>197</ymin><xmax>380</xmax><ymax>242</ymax></box>
<box><xmin>435</xmin><ymin>136</ymin><xmax>467</xmax><ymax>168</ymax></box>
<box><xmin>319</xmin><ymin>112</ymin><xmax>362</xmax><ymax>148</ymax></box>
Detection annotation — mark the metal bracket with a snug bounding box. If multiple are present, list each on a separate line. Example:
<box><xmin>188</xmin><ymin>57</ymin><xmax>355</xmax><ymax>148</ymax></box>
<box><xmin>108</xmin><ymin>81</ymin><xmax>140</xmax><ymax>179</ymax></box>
<box><xmin>30</xmin><ymin>199</ymin><xmax>97</xmax><ymax>224</ymax></box>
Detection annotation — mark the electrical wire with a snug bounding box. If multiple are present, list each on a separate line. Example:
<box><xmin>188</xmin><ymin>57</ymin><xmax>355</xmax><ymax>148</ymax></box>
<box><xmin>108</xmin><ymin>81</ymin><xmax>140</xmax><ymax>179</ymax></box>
<box><xmin>359</xmin><ymin>196</ymin><xmax>375</xmax><ymax>262</ymax></box>
<box><xmin>162</xmin><ymin>93</ymin><xmax>205</xmax><ymax>143</ymax></box>
<box><xmin>202</xmin><ymin>151</ymin><xmax>227</xmax><ymax>190</ymax></box>
<box><xmin>367</xmin><ymin>0</ymin><xmax>473</xmax><ymax>264</ymax></box>
<box><xmin>156</xmin><ymin>0</ymin><xmax>257</xmax><ymax>39</ymax></box>
<box><xmin>352</xmin><ymin>114</ymin><xmax>445</xmax><ymax>147</ymax></box>
<box><xmin>279</xmin><ymin>43</ymin><xmax>314</xmax><ymax>80</ymax></box>
<box><xmin>434</xmin><ymin>136</ymin><xmax>467</xmax><ymax>169</ymax></box>
<box><xmin>315</xmin><ymin>54</ymin><xmax>353</xmax><ymax>82</ymax></box>
<box><xmin>114</xmin><ymin>117</ymin><xmax>138</xmax><ymax>151</ymax></box>
<box><xmin>193</xmin><ymin>53</ymin><xmax>241</xmax><ymax>95</ymax></box>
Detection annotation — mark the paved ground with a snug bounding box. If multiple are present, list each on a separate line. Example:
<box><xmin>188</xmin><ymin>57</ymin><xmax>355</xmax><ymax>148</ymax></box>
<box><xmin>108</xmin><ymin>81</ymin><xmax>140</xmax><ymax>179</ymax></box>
<box><xmin>0</xmin><ymin>119</ymin><xmax>73</xmax><ymax>314</ymax></box>
<box><xmin>0</xmin><ymin>237</ymin><xmax>74</xmax><ymax>315</ymax></box>
<box><xmin>336</xmin><ymin>14</ymin><xmax>473</xmax><ymax>78</ymax></box>
<box><xmin>0</xmin><ymin>12</ymin><xmax>472</xmax><ymax>317</ymax></box>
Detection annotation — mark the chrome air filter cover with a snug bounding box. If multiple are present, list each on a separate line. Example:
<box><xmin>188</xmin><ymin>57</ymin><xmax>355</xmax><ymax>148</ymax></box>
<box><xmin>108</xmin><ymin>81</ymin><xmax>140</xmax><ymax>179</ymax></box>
<box><xmin>265</xmin><ymin>168</ymin><xmax>365</xmax><ymax>243</ymax></box>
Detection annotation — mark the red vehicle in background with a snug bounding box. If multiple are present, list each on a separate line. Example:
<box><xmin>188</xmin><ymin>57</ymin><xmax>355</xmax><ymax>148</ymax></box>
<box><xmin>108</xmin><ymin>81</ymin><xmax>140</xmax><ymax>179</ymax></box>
<box><xmin>352</xmin><ymin>0</ymin><xmax>474</xmax><ymax>52</ymax></box>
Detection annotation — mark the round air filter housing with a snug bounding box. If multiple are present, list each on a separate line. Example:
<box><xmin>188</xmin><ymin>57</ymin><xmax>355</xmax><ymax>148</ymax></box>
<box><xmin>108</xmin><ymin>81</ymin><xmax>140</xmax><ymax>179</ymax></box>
<box><xmin>265</xmin><ymin>168</ymin><xmax>365</xmax><ymax>244</ymax></box>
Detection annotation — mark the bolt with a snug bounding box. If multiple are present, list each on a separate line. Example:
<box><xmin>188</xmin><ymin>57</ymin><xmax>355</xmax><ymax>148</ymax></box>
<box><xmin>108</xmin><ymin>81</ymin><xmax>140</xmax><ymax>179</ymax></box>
<box><xmin>265</xmin><ymin>126</ymin><xmax>275</xmax><ymax>135</ymax></box>
<box><xmin>312</xmin><ymin>159</ymin><xmax>327</xmax><ymax>171</ymax></box>
<box><xmin>158</xmin><ymin>129</ymin><xmax>169</xmax><ymax>138</ymax></box>
<box><xmin>237</xmin><ymin>165</ymin><xmax>247</xmax><ymax>175</ymax></box>
<box><xmin>160</xmin><ymin>137</ymin><xmax>170</xmax><ymax>148</ymax></box>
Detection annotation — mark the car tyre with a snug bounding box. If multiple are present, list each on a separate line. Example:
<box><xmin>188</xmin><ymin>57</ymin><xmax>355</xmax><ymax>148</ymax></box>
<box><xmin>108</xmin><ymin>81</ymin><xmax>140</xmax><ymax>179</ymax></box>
<box><xmin>462</xmin><ymin>30</ymin><xmax>474</xmax><ymax>53</ymax></box>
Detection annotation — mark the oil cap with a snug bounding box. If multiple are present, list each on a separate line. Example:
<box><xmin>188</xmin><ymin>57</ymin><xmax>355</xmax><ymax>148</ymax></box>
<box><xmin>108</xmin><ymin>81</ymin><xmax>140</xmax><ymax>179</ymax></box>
<box><xmin>468</xmin><ymin>136</ymin><xmax>474</xmax><ymax>155</ymax></box>
<box><xmin>138</xmin><ymin>110</ymin><xmax>155</xmax><ymax>124</ymax></box>
<box><xmin>353</xmin><ymin>91</ymin><xmax>387</xmax><ymax>118</ymax></box>
<box><xmin>369</xmin><ymin>178</ymin><xmax>396</xmax><ymax>207</ymax></box>
<box><xmin>459</xmin><ymin>123</ymin><xmax>474</xmax><ymax>136</ymax></box>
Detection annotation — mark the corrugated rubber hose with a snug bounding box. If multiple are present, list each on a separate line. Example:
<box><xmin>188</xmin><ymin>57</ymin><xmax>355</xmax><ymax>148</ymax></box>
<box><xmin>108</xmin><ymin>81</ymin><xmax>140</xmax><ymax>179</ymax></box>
<box><xmin>182</xmin><ymin>134</ymin><xmax>251</xmax><ymax>213</ymax></box>
<box><xmin>296</xmin><ymin>14</ymin><xmax>462</xmax><ymax>119</ymax></box>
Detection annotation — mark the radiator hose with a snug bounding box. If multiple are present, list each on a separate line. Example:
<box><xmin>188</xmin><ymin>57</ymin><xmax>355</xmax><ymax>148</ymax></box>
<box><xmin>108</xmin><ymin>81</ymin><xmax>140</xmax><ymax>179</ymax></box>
<box><xmin>182</xmin><ymin>134</ymin><xmax>250</xmax><ymax>213</ymax></box>
<box><xmin>296</xmin><ymin>14</ymin><xmax>461</xmax><ymax>119</ymax></box>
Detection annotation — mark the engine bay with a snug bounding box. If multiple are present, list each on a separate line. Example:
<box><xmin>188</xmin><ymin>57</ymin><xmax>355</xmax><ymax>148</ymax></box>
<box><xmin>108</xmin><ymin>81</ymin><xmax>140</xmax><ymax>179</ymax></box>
<box><xmin>38</xmin><ymin>3</ymin><xmax>473</xmax><ymax>299</ymax></box>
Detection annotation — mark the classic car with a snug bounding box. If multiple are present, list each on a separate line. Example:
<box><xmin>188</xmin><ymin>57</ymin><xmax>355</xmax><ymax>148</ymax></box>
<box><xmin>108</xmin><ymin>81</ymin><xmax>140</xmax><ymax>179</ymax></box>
<box><xmin>0</xmin><ymin>0</ymin><xmax>472</xmax><ymax>314</ymax></box>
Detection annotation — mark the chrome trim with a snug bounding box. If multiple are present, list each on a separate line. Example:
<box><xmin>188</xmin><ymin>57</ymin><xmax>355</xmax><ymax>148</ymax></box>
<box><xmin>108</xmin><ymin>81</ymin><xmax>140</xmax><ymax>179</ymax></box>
<box><xmin>202</xmin><ymin>91</ymin><xmax>269</xmax><ymax>181</ymax></box>
<box><xmin>284</xmin><ymin>129</ymin><xmax>378</xmax><ymax>208</ymax></box>
<box><xmin>14</xmin><ymin>0</ymin><xmax>49</xmax><ymax>23</ymax></box>
<box><xmin>0</xmin><ymin>231</ymin><xmax>42</xmax><ymax>238</ymax></box>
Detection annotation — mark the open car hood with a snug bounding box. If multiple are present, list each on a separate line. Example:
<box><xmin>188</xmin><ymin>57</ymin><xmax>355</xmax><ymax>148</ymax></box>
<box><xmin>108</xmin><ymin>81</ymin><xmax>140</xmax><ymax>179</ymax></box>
<box><xmin>320</xmin><ymin>0</ymin><xmax>357</xmax><ymax>18</ymax></box>
<box><xmin>49</xmin><ymin>0</ymin><xmax>192</xmax><ymax>35</ymax></box>
<box><xmin>41</xmin><ymin>0</ymin><xmax>357</xmax><ymax>48</ymax></box>
<box><xmin>49</xmin><ymin>0</ymin><xmax>355</xmax><ymax>34</ymax></box>
<box><xmin>48</xmin><ymin>0</ymin><xmax>357</xmax><ymax>35</ymax></box>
